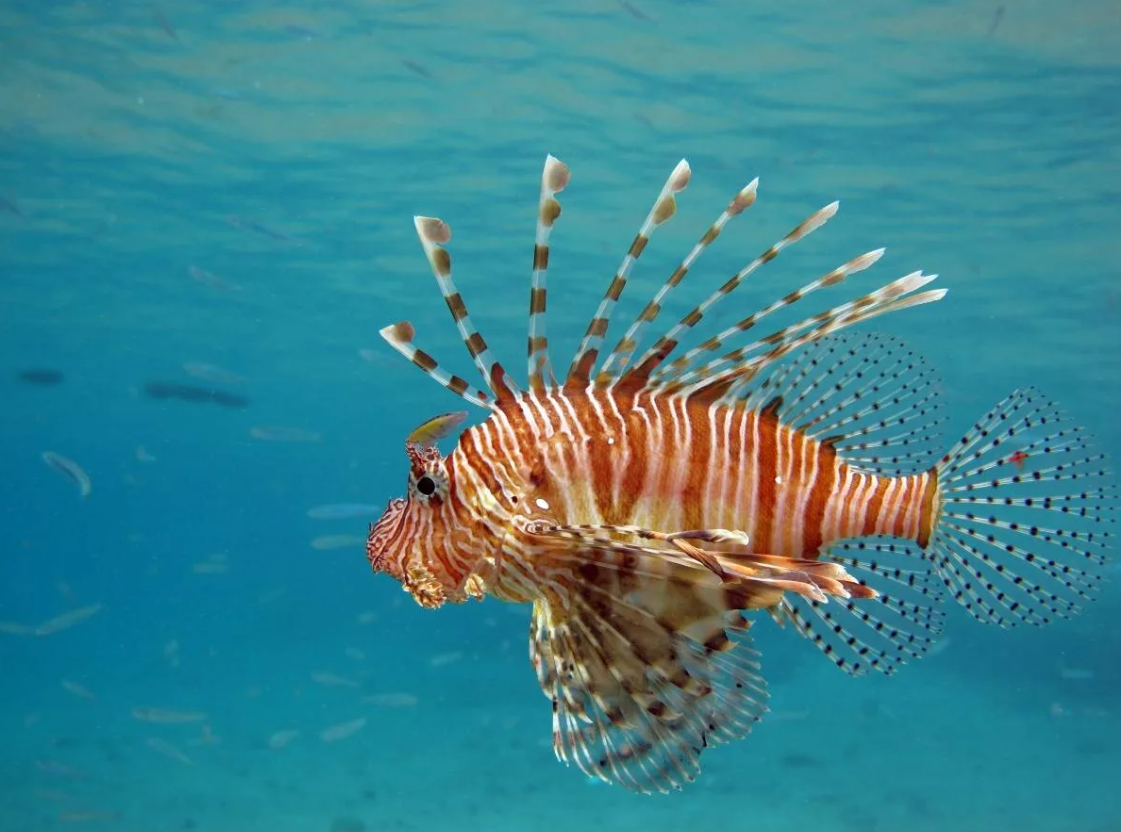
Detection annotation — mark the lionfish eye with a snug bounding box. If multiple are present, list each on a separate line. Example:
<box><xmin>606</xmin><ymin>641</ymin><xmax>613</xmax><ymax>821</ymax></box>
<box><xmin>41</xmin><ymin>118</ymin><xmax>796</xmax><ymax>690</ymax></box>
<box><xmin>416</xmin><ymin>475</ymin><xmax>436</xmax><ymax>496</ymax></box>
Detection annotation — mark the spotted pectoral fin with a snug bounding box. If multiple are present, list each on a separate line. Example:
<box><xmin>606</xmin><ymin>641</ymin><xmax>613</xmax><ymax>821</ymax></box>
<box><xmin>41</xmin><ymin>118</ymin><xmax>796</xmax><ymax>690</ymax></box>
<box><xmin>521</xmin><ymin>519</ymin><xmax>870</xmax><ymax>607</ymax></box>
<box><xmin>529</xmin><ymin>573</ymin><xmax>768</xmax><ymax>794</ymax></box>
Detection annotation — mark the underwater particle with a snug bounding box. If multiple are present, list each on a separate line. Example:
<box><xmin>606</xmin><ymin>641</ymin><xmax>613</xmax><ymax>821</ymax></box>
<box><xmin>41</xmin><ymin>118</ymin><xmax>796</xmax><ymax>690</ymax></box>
<box><xmin>143</xmin><ymin>381</ymin><xmax>250</xmax><ymax>409</ymax></box>
<box><xmin>307</xmin><ymin>504</ymin><xmax>381</xmax><ymax>520</ymax></box>
<box><xmin>35</xmin><ymin>758</ymin><xmax>85</xmax><ymax>778</ymax></box>
<box><xmin>310</xmin><ymin>534</ymin><xmax>364</xmax><ymax>551</ymax></box>
<box><xmin>249</xmin><ymin>425</ymin><xmax>322</xmax><ymax>442</ymax></box>
<box><xmin>361</xmin><ymin>692</ymin><xmax>417</xmax><ymax>708</ymax></box>
<box><xmin>257</xmin><ymin>588</ymin><xmax>287</xmax><ymax>606</ymax></box>
<box><xmin>192</xmin><ymin>560</ymin><xmax>229</xmax><ymax>575</ymax></box>
<box><xmin>282</xmin><ymin>23</ymin><xmax>325</xmax><ymax>40</ymax></box>
<box><xmin>16</xmin><ymin>368</ymin><xmax>64</xmax><ymax>386</ymax></box>
<box><xmin>1060</xmin><ymin>667</ymin><xmax>1094</xmax><ymax>681</ymax></box>
<box><xmin>41</xmin><ymin>452</ymin><xmax>91</xmax><ymax>497</ymax></box>
<box><xmin>927</xmin><ymin>637</ymin><xmax>952</xmax><ymax>657</ymax></box>
<box><xmin>58</xmin><ymin>809</ymin><xmax>121</xmax><ymax>823</ymax></box>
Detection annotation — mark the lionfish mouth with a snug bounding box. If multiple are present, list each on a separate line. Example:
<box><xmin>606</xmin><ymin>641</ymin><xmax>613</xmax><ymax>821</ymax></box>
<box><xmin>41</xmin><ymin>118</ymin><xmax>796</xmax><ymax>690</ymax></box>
<box><xmin>365</xmin><ymin>498</ymin><xmax>452</xmax><ymax>609</ymax></box>
<box><xmin>365</xmin><ymin>497</ymin><xmax>406</xmax><ymax>577</ymax></box>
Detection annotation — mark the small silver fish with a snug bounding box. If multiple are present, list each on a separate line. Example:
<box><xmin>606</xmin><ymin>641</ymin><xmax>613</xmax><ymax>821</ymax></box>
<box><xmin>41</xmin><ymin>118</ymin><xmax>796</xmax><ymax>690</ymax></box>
<box><xmin>35</xmin><ymin>759</ymin><xmax>84</xmax><ymax>778</ymax></box>
<box><xmin>318</xmin><ymin>717</ymin><xmax>367</xmax><ymax>742</ymax></box>
<box><xmin>131</xmin><ymin>707</ymin><xmax>208</xmax><ymax>724</ymax></box>
<box><xmin>310</xmin><ymin>534</ymin><xmax>364</xmax><ymax>551</ymax></box>
<box><xmin>267</xmin><ymin>729</ymin><xmax>300</xmax><ymax>749</ymax></box>
<box><xmin>145</xmin><ymin>737</ymin><xmax>193</xmax><ymax>765</ymax></box>
<box><xmin>182</xmin><ymin>362</ymin><xmax>245</xmax><ymax>386</ymax></box>
<box><xmin>0</xmin><ymin>193</ymin><xmax>23</xmax><ymax>217</ymax></box>
<box><xmin>41</xmin><ymin>452</ymin><xmax>91</xmax><ymax>497</ymax></box>
<box><xmin>310</xmin><ymin>671</ymin><xmax>360</xmax><ymax>688</ymax></box>
<box><xmin>188</xmin><ymin>265</ymin><xmax>241</xmax><ymax>291</ymax></box>
<box><xmin>0</xmin><ymin>620</ymin><xmax>37</xmax><ymax>636</ymax></box>
<box><xmin>227</xmin><ymin>215</ymin><xmax>300</xmax><ymax>243</ymax></box>
<box><xmin>35</xmin><ymin>604</ymin><xmax>102</xmax><ymax>636</ymax></box>
<box><xmin>61</xmin><ymin>680</ymin><xmax>96</xmax><ymax>701</ymax></box>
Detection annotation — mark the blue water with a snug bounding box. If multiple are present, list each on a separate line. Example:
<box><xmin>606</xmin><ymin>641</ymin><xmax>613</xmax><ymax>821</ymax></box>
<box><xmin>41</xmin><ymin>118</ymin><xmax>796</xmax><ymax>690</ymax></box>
<box><xmin>2</xmin><ymin>1</ymin><xmax>1119</xmax><ymax>830</ymax></box>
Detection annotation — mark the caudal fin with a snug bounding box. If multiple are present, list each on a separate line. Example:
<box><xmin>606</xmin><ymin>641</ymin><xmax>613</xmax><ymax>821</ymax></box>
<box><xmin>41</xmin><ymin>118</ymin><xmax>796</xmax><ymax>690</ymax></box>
<box><xmin>930</xmin><ymin>388</ymin><xmax>1116</xmax><ymax>626</ymax></box>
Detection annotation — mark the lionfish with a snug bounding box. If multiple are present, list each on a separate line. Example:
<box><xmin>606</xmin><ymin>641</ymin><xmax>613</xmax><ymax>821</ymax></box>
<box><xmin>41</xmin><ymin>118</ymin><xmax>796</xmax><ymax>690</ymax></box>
<box><xmin>366</xmin><ymin>156</ymin><xmax>1114</xmax><ymax>793</ymax></box>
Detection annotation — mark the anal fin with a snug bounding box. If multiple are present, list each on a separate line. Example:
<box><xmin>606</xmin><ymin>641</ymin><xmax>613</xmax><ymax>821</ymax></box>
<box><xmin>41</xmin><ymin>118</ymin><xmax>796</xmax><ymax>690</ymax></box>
<box><xmin>775</xmin><ymin>537</ymin><xmax>947</xmax><ymax>676</ymax></box>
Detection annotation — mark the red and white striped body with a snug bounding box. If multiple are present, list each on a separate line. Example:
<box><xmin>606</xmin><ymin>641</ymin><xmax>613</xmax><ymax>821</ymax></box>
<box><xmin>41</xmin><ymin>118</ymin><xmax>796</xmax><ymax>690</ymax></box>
<box><xmin>434</xmin><ymin>388</ymin><xmax>940</xmax><ymax>601</ymax></box>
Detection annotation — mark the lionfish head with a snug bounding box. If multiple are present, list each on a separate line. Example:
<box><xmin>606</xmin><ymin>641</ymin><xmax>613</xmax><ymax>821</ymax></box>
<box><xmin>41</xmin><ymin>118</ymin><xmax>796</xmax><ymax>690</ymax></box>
<box><xmin>366</xmin><ymin>436</ymin><xmax>462</xmax><ymax>610</ymax></box>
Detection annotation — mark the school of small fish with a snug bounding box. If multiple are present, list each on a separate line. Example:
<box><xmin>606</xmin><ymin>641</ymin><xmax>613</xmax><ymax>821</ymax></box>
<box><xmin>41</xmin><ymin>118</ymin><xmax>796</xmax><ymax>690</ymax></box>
<box><xmin>9</xmin><ymin>222</ymin><xmax>417</xmax><ymax>825</ymax></box>
<box><xmin>4</xmin><ymin>574</ymin><xmax>429</xmax><ymax>821</ymax></box>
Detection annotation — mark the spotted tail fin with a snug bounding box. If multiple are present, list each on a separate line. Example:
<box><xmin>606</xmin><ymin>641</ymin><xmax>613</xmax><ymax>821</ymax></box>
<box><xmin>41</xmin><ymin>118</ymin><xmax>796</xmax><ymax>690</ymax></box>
<box><xmin>930</xmin><ymin>388</ymin><xmax>1116</xmax><ymax>626</ymax></box>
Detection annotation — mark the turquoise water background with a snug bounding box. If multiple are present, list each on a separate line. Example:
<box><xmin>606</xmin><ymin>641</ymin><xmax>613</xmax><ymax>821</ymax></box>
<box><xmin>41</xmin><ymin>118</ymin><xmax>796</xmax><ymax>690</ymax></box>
<box><xmin>2</xmin><ymin>1</ymin><xmax>1119</xmax><ymax>830</ymax></box>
